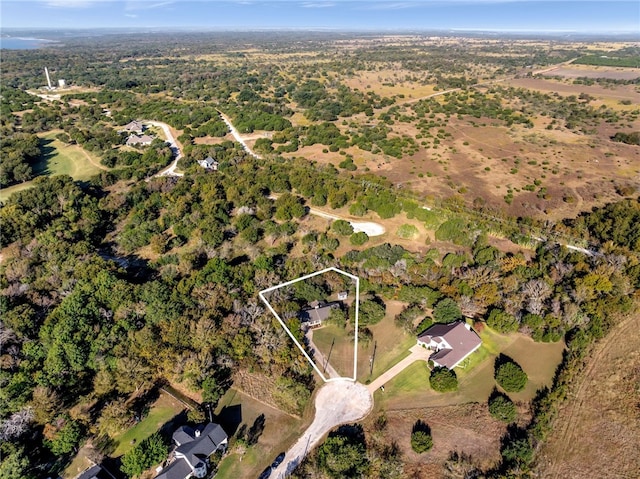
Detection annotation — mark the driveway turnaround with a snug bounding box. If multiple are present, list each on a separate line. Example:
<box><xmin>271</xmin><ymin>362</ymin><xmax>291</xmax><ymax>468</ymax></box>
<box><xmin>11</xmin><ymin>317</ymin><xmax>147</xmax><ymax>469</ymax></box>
<box><xmin>272</xmin><ymin>380</ymin><xmax>372</xmax><ymax>479</ymax></box>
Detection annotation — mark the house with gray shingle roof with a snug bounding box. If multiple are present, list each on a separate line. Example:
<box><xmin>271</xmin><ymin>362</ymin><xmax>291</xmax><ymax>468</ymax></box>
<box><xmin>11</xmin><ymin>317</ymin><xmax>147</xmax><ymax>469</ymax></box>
<box><xmin>126</xmin><ymin>134</ymin><xmax>154</xmax><ymax>146</ymax></box>
<box><xmin>155</xmin><ymin>423</ymin><xmax>228</xmax><ymax>479</ymax></box>
<box><xmin>417</xmin><ymin>321</ymin><xmax>481</xmax><ymax>369</ymax></box>
<box><xmin>119</xmin><ymin>120</ymin><xmax>145</xmax><ymax>134</ymax></box>
<box><xmin>299</xmin><ymin>300</ymin><xmax>342</xmax><ymax>328</ymax></box>
<box><xmin>197</xmin><ymin>156</ymin><xmax>219</xmax><ymax>170</ymax></box>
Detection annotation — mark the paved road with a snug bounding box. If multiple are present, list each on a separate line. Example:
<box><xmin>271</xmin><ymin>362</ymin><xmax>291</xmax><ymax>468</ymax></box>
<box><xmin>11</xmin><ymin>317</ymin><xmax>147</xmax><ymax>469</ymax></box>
<box><xmin>147</xmin><ymin>120</ymin><xmax>184</xmax><ymax>178</ymax></box>
<box><xmin>367</xmin><ymin>344</ymin><xmax>431</xmax><ymax>393</ymax></box>
<box><xmin>272</xmin><ymin>380</ymin><xmax>372</xmax><ymax>479</ymax></box>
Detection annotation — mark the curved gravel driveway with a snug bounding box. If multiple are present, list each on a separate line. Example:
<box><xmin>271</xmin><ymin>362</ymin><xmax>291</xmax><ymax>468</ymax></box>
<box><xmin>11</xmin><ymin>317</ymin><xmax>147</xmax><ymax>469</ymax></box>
<box><xmin>272</xmin><ymin>380</ymin><xmax>373</xmax><ymax>479</ymax></box>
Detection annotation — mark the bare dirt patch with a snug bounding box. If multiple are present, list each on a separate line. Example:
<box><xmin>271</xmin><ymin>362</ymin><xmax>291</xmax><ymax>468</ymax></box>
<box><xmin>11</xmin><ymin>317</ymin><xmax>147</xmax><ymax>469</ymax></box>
<box><xmin>537</xmin><ymin>314</ymin><xmax>640</xmax><ymax>479</ymax></box>
<box><xmin>543</xmin><ymin>67</ymin><xmax>640</xmax><ymax>80</ymax></box>
<box><xmin>365</xmin><ymin>403</ymin><xmax>505</xmax><ymax>477</ymax></box>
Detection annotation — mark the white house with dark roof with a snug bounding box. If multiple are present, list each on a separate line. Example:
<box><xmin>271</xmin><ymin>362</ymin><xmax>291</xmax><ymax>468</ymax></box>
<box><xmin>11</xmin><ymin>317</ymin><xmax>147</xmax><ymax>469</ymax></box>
<box><xmin>155</xmin><ymin>423</ymin><xmax>228</xmax><ymax>479</ymax></box>
<box><xmin>417</xmin><ymin>321</ymin><xmax>482</xmax><ymax>369</ymax></box>
<box><xmin>299</xmin><ymin>300</ymin><xmax>342</xmax><ymax>328</ymax></box>
<box><xmin>197</xmin><ymin>156</ymin><xmax>219</xmax><ymax>170</ymax></box>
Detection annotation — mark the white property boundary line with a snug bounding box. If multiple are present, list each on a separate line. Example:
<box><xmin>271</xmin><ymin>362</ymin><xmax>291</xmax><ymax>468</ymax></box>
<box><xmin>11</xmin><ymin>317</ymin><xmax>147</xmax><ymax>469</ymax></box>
<box><xmin>258</xmin><ymin>266</ymin><xmax>360</xmax><ymax>383</ymax></box>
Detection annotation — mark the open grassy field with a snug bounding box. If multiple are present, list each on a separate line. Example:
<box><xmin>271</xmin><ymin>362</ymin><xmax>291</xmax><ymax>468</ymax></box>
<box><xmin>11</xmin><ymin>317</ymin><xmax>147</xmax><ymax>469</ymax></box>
<box><xmin>312</xmin><ymin>324</ymin><xmax>357</xmax><ymax>378</ymax></box>
<box><xmin>537</xmin><ymin>314</ymin><xmax>640</xmax><ymax>479</ymax></box>
<box><xmin>0</xmin><ymin>132</ymin><xmax>106</xmax><ymax>202</ymax></box>
<box><xmin>111</xmin><ymin>393</ymin><xmax>185</xmax><ymax>458</ymax></box>
<box><xmin>310</xmin><ymin>301</ymin><xmax>416</xmax><ymax>380</ymax></box>
<box><xmin>375</xmin><ymin>327</ymin><xmax>565</xmax><ymax>410</ymax></box>
<box><xmin>215</xmin><ymin>388</ymin><xmax>304</xmax><ymax>479</ymax></box>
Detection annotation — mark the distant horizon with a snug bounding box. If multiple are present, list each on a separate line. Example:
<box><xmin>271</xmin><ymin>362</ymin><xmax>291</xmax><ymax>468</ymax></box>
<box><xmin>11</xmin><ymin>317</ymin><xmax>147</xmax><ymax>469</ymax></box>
<box><xmin>1</xmin><ymin>1</ymin><xmax>638</xmax><ymax>34</ymax></box>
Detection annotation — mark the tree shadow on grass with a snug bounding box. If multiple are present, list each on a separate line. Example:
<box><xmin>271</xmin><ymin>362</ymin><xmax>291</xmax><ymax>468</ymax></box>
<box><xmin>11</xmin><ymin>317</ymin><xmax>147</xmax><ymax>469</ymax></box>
<box><xmin>34</xmin><ymin>138</ymin><xmax>57</xmax><ymax>176</ymax></box>
<box><xmin>412</xmin><ymin>419</ymin><xmax>431</xmax><ymax>435</ymax></box>
<box><xmin>217</xmin><ymin>404</ymin><xmax>243</xmax><ymax>436</ymax></box>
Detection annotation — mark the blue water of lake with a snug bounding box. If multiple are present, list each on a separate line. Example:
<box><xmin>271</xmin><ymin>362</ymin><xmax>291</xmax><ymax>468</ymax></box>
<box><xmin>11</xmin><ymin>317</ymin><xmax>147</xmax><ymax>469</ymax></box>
<box><xmin>0</xmin><ymin>37</ymin><xmax>58</xmax><ymax>50</ymax></box>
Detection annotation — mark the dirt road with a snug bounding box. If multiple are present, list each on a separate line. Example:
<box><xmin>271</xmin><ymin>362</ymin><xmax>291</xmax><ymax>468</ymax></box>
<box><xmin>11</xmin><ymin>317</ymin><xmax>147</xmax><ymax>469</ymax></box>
<box><xmin>308</xmin><ymin>208</ymin><xmax>386</xmax><ymax>237</ymax></box>
<box><xmin>218</xmin><ymin>111</ymin><xmax>263</xmax><ymax>160</ymax></box>
<box><xmin>272</xmin><ymin>380</ymin><xmax>372</xmax><ymax>479</ymax></box>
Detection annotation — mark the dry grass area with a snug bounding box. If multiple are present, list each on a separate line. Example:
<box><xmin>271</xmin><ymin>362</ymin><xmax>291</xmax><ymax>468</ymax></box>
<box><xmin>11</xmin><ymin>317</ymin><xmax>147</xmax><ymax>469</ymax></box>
<box><xmin>543</xmin><ymin>66</ymin><xmax>640</xmax><ymax>80</ymax></box>
<box><xmin>364</xmin><ymin>403</ymin><xmax>506</xmax><ymax>477</ymax></box>
<box><xmin>537</xmin><ymin>314</ymin><xmax>640</xmax><ymax>479</ymax></box>
<box><xmin>342</xmin><ymin>68</ymin><xmax>437</xmax><ymax>100</ymax></box>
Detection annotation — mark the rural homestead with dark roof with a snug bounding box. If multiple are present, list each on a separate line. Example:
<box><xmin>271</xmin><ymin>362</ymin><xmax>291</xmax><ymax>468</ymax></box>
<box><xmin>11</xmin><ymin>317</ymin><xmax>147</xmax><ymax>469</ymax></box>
<box><xmin>417</xmin><ymin>321</ymin><xmax>482</xmax><ymax>369</ymax></box>
<box><xmin>155</xmin><ymin>422</ymin><xmax>228</xmax><ymax>479</ymax></box>
<box><xmin>299</xmin><ymin>300</ymin><xmax>341</xmax><ymax>328</ymax></box>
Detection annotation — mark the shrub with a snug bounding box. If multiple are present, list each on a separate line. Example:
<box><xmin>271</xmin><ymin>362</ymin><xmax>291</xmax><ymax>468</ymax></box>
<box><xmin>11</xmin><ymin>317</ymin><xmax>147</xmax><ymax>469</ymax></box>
<box><xmin>332</xmin><ymin>219</ymin><xmax>354</xmax><ymax>236</ymax></box>
<box><xmin>486</xmin><ymin>308</ymin><xmax>519</xmax><ymax>333</ymax></box>
<box><xmin>495</xmin><ymin>355</ymin><xmax>528</xmax><ymax>392</ymax></box>
<box><xmin>410</xmin><ymin>420</ymin><xmax>433</xmax><ymax>453</ymax></box>
<box><xmin>488</xmin><ymin>390</ymin><xmax>517</xmax><ymax>423</ymax></box>
<box><xmin>350</xmin><ymin>231</ymin><xmax>369</xmax><ymax>245</ymax></box>
<box><xmin>120</xmin><ymin>433</ymin><xmax>168</xmax><ymax>478</ymax></box>
<box><xmin>432</xmin><ymin>298</ymin><xmax>462</xmax><ymax>324</ymax></box>
<box><xmin>396</xmin><ymin>224</ymin><xmax>419</xmax><ymax>239</ymax></box>
<box><xmin>435</xmin><ymin>218</ymin><xmax>471</xmax><ymax>246</ymax></box>
<box><xmin>429</xmin><ymin>366</ymin><xmax>458</xmax><ymax>392</ymax></box>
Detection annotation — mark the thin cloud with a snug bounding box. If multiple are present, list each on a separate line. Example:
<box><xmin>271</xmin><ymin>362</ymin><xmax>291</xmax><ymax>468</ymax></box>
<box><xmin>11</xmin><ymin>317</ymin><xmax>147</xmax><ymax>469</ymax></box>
<box><xmin>44</xmin><ymin>0</ymin><xmax>106</xmax><ymax>7</ymax></box>
<box><xmin>301</xmin><ymin>2</ymin><xmax>336</xmax><ymax>7</ymax></box>
<box><xmin>125</xmin><ymin>1</ymin><xmax>174</xmax><ymax>10</ymax></box>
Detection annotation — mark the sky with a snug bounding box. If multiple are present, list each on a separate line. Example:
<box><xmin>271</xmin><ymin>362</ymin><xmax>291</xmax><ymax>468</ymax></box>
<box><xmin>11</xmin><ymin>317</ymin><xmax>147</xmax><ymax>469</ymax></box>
<box><xmin>1</xmin><ymin>0</ymin><xmax>639</xmax><ymax>33</ymax></box>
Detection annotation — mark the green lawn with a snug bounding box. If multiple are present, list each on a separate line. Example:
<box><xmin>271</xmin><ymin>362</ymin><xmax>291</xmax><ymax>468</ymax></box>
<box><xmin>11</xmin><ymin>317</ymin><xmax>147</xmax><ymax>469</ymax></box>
<box><xmin>214</xmin><ymin>388</ymin><xmax>303</xmax><ymax>479</ymax></box>
<box><xmin>0</xmin><ymin>132</ymin><xmax>105</xmax><ymax>202</ymax></box>
<box><xmin>312</xmin><ymin>324</ymin><xmax>357</xmax><ymax>378</ymax></box>
<box><xmin>111</xmin><ymin>393</ymin><xmax>185</xmax><ymax>458</ymax></box>
<box><xmin>377</xmin><ymin>327</ymin><xmax>566</xmax><ymax>409</ymax></box>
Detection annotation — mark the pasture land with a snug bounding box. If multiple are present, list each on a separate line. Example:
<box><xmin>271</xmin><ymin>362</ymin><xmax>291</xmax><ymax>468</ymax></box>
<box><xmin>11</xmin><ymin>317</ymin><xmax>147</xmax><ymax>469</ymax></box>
<box><xmin>537</xmin><ymin>314</ymin><xmax>640</xmax><ymax>479</ymax></box>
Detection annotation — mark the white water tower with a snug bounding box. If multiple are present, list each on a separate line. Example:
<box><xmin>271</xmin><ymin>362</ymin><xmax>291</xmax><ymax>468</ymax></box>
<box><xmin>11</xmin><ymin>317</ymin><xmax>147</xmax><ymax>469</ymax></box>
<box><xmin>44</xmin><ymin>67</ymin><xmax>53</xmax><ymax>90</ymax></box>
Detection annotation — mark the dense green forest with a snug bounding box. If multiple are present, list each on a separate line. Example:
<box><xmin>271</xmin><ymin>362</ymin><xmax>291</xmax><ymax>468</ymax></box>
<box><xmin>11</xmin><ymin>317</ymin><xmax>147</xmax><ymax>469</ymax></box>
<box><xmin>1</xmin><ymin>32</ymin><xmax>640</xmax><ymax>479</ymax></box>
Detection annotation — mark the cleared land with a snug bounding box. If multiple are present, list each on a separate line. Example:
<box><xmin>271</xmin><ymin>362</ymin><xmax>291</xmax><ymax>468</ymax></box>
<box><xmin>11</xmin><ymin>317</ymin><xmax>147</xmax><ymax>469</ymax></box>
<box><xmin>363</xmin><ymin>403</ymin><xmax>506</xmax><ymax>476</ymax></box>
<box><xmin>542</xmin><ymin>67</ymin><xmax>640</xmax><ymax>80</ymax></box>
<box><xmin>0</xmin><ymin>132</ymin><xmax>105</xmax><ymax>202</ymax></box>
<box><xmin>537</xmin><ymin>314</ymin><xmax>640</xmax><ymax>479</ymax></box>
